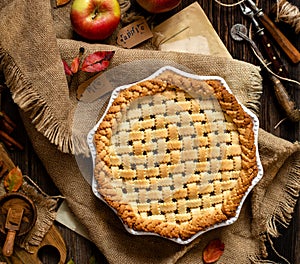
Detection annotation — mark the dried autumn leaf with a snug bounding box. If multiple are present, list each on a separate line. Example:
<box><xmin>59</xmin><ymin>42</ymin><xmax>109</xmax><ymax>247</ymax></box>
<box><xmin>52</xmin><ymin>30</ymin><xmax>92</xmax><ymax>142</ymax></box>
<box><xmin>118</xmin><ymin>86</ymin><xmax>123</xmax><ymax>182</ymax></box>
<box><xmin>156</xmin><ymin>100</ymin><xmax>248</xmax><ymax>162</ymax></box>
<box><xmin>71</xmin><ymin>57</ymin><xmax>80</xmax><ymax>74</ymax></box>
<box><xmin>56</xmin><ymin>0</ymin><xmax>71</xmax><ymax>7</ymax></box>
<box><xmin>62</xmin><ymin>60</ymin><xmax>73</xmax><ymax>76</ymax></box>
<box><xmin>89</xmin><ymin>255</ymin><xmax>96</xmax><ymax>264</ymax></box>
<box><xmin>81</xmin><ymin>51</ymin><xmax>115</xmax><ymax>73</ymax></box>
<box><xmin>66</xmin><ymin>259</ymin><xmax>75</xmax><ymax>264</ymax></box>
<box><xmin>202</xmin><ymin>239</ymin><xmax>225</xmax><ymax>264</ymax></box>
<box><xmin>3</xmin><ymin>166</ymin><xmax>23</xmax><ymax>192</ymax></box>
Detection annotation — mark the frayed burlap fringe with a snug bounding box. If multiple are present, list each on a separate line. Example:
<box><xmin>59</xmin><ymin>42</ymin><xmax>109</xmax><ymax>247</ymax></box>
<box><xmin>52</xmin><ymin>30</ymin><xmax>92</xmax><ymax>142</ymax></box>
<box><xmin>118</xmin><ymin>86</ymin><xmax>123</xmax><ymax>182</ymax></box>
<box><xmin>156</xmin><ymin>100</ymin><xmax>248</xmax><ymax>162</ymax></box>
<box><xmin>249</xmin><ymin>254</ymin><xmax>289</xmax><ymax>264</ymax></box>
<box><xmin>250</xmin><ymin>151</ymin><xmax>300</xmax><ymax>263</ymax></box>
<box><xmin>266</xmin><ymin>165</ymin><xmax>300</xmax><ymax>238</ymax></box>
<box><xmin>265</xmin><ymin>154</ymin><xmax>300</xmax><ymax>237</ymax></box>
<box><xmin>249</xmin><ymin>233</ymin><xmax>291</xmax><ymax>264</ymax></box>
<box><xmin>18</xmin><ymin>180</ymin><xmax>62</xmax><ymax>252</ymax></box>
<box><xmin>245</xmin><ymin>68</ymin><xmax>262</xmax><ymax>115</ymax></box>
<box><xmin>0</xmin><ymin>47</ymin><xmax>88</xmax><ymax>155</ymax></box>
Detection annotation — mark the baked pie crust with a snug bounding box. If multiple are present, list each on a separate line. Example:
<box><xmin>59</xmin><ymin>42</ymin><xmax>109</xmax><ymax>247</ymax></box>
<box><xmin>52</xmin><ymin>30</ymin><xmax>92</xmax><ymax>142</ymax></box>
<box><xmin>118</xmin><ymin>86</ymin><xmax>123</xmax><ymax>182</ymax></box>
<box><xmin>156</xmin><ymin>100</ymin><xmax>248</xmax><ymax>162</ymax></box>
<box><xmin>92</xmin><ymin>68</ymin><xmax>260</xmax><ymax>241</ymax></box>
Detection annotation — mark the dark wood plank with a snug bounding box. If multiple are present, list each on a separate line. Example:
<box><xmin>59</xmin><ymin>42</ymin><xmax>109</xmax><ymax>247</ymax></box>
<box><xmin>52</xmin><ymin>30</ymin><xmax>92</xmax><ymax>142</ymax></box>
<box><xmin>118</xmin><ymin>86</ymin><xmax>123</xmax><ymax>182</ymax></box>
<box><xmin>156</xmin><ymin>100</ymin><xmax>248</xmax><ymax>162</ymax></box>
<box><xmin>0</xmin><ymin>0</ymin><xmax>299</xmax><ymax>263</ymax></box>
<box><xmin>206</xmin><ymin>1</ymin><xmax>299</xmax><ymax>263</ymax></box>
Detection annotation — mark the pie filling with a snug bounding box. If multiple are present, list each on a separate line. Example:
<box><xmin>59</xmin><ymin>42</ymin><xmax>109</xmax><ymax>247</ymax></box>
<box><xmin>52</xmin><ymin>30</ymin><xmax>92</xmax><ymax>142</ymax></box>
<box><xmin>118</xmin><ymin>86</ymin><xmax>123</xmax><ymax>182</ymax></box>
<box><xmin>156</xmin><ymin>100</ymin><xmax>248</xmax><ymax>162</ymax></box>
<box><xmin>93</xmin><ymin>71</ymin><xmax>258</xmax><ymax>240</ymax></box>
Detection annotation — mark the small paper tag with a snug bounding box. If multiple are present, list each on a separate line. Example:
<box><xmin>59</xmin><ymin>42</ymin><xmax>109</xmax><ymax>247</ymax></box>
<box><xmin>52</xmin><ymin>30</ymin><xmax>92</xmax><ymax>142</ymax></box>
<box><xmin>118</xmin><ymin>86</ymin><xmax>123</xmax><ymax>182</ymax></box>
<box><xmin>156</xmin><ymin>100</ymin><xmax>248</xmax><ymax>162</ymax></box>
<box><xmin>78</xmin><ymin>74</ymin><xmax>113</xmax><ymax>102</ymax></box>
<box><xmin>117</xmin><ymin>18</ymin><xmax>153</xmax><ymax>48</ymax></box>
<box><xmin>76</xmin><ymin>73</ymin><xmax>102</xmax><ymax>100</ymax></box>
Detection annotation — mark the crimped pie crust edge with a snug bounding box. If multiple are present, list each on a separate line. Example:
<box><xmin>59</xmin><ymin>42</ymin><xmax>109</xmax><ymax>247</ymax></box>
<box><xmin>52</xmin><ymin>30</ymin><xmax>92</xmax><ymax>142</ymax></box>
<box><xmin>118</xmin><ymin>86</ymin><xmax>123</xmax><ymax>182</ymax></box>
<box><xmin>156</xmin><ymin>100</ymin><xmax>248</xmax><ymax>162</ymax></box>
<box><xmin>93</xmin><ymin>76</ymin><xmax>258</xmax><ymax>241</ymax></box>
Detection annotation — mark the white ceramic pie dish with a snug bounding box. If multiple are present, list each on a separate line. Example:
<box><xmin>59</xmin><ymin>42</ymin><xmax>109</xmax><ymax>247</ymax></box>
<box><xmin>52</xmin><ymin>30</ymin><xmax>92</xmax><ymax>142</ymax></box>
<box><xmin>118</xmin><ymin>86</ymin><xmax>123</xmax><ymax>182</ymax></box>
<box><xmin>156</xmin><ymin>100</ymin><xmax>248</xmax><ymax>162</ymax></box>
<box><xmin>87</xmin><ymin>66</ymin><xmax>263</xmax><ymax>244</ymax></box>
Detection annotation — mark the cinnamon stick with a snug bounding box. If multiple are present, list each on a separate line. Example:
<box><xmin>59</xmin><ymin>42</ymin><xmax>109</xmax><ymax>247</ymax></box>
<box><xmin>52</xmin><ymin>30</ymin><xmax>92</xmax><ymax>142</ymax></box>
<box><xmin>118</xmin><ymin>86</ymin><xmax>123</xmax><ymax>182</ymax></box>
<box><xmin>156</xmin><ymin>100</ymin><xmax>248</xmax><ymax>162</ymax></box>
<box><xmin>0</xmin><ymin>130</ymin><xmax>23</xmax><ymax>150</ymax></box>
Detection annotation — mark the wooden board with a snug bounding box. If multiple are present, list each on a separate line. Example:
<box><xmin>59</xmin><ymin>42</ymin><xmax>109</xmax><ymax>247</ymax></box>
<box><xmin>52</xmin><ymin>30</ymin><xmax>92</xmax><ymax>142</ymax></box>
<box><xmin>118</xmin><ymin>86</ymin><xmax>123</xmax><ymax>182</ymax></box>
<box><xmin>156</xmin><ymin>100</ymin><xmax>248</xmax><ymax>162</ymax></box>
<box><xmin>12</xmin><ymin>225</ymin><xmax>67</xmax><ymax>264</ymax></box>
<box><xmin>0</xmin><ymin>143</ymin><xmax>67</xmax><ymax>264</ymax></box>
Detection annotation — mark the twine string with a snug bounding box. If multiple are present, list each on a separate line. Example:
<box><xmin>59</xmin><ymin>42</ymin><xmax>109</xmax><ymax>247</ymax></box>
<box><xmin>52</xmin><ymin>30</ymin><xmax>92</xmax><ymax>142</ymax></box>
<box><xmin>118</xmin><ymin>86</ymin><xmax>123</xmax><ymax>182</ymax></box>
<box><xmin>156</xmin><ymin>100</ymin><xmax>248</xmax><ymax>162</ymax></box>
<box><xmin>275</xmin><ymin>0</ymin><xmax>300</xmax><ymax>34</ymax></box>
<box><xmin>23</xmin><ymin>175</ymin><xmax>65</xmax><ymax>200</ymax></box>
<box><xmin>213</xmin><ymin>0</ymin><xmax>245</xmax><ymax>7</ymax></box>
<box><xmin>213</xmin><ymin>0</ymin><xmax>260</xmax><ymax>7</ymax></box>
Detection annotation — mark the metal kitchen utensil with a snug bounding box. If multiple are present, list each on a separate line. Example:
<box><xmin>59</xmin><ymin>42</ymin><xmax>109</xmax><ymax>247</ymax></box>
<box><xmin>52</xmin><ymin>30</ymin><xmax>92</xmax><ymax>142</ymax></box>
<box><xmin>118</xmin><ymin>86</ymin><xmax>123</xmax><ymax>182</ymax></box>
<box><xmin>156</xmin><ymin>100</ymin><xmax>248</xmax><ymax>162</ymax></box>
<box><xmin>0</xmin><ymin>193</ymin><xmax>37</xmax><ymax>257</ymax></box>
<box><xmin>230</xmin><ymin>24</ymin><xmax>300</xmax><ymax>122</ymax></box>
<box><xmin>230</xmin><ymin>23</ymin><xmax>248</xmax><ymax>41</ymax></box>
<box><xmin>245</xmin><ymin>0</ymin><xmax>300</xmax><ymax>64</ymax></box>
<box><xmin>239</xmin><ymin>2</ymin><xmax>288</xmax><ymax>77</ymax></box>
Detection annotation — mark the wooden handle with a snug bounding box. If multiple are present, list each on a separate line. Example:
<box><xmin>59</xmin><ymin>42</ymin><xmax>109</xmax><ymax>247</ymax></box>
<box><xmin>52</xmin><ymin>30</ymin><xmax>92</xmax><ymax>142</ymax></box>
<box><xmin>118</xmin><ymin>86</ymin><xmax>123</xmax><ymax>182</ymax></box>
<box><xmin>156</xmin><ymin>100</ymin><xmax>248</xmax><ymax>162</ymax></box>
<box><xmin>258</xmin><ymin>14</ymin><xmax>300</xmax><ymax>64</ymax></box>
<box><xmin>257</xmin><ymin>32</ymin><xmax>288</xmax><ymax>77</ymax></box>
<box><xmin>270</xmin><ymin>75</ymin><xmax>300</xmax><ymax>122</ymax></box>
<box><xmin>2</xmin><ymin>230</ymin><xmax>17</xmax><ymax>257</ymax></box>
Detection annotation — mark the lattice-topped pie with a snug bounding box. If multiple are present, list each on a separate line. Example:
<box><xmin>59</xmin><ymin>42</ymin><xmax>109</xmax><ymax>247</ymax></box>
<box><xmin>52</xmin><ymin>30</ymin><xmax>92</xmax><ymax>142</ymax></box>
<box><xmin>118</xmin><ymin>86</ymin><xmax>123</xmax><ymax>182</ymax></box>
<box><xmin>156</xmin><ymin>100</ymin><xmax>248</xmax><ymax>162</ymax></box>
<box><xmin>91</xmin><ymin>67</ymin><xmax>261</xmax><ymax>242</ymax></box>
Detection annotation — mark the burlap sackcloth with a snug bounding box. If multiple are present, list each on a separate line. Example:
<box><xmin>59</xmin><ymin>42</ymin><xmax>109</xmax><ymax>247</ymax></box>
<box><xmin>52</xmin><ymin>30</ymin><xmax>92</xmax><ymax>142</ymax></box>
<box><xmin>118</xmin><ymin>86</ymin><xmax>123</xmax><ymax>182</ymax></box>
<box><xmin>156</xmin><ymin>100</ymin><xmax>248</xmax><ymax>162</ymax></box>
<box><xmin>1</xmin><ymin>0</ymin><xmax>300</xmax><ymax>263</ymax></box>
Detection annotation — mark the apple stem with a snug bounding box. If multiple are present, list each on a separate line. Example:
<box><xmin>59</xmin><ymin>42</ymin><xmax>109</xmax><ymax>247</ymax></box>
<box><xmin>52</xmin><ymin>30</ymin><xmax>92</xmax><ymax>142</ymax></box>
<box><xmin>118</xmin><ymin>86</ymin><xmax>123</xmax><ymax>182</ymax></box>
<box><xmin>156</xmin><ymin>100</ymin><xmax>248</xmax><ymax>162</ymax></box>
<box><xmin>91</xmin><ymin>9</ymin><xmax>99</xmax><ymax>20</ymax></box>
<box><xmin>79</xmin><ymin>47</ymin><xmax>85</xmax><ymax>56</ymax></box>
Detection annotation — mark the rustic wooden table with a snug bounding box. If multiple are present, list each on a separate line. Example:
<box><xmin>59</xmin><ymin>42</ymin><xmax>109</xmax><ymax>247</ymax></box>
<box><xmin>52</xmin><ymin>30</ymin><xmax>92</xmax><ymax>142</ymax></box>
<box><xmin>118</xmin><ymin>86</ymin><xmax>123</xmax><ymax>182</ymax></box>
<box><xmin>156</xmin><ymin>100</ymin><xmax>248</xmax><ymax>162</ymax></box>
<box><xmin>0</xmin><ymin>0</ymin><xmax>299</xmax><ymax>263</ymax></box>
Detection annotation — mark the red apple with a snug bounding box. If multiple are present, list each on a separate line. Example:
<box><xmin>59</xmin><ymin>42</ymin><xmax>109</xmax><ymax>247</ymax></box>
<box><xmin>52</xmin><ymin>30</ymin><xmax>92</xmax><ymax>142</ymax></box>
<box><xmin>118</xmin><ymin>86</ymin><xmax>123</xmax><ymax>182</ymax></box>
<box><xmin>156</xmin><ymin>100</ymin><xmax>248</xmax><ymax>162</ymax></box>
<box><xmin>136</xmin><ymin>0</ymin><xmax>181</xmax><ymax>13</ymax></box>
<box><xmin>70</xmin><ymin>0</ymin><xmax>121</xmax><ymax>41</ymax></box>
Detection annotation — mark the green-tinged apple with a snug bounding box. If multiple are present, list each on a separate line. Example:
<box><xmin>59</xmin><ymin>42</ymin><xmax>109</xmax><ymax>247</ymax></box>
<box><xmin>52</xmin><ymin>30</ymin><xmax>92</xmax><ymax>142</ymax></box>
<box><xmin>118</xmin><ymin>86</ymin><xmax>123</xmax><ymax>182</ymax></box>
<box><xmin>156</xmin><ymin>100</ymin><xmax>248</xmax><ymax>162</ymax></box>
<box><xmin>70</xmin><ymin>0</ymin><xmax>121</xmax><ymax>41</ymax></box>
<box><xmin>136</xmin><ymin>0</ymin><xmax>181</xmax><ymax>13</ymax></box>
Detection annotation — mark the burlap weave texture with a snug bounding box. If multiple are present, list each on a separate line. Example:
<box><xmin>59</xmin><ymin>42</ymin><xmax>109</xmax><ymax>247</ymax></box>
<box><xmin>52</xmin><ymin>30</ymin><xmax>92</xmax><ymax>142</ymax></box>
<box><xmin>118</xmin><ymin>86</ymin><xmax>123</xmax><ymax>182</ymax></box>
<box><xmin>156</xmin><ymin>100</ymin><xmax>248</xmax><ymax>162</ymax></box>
<box><xmin>0</xmin><ymin>0</ymin><xmax>299</xmax><ymax>263</ymax></box>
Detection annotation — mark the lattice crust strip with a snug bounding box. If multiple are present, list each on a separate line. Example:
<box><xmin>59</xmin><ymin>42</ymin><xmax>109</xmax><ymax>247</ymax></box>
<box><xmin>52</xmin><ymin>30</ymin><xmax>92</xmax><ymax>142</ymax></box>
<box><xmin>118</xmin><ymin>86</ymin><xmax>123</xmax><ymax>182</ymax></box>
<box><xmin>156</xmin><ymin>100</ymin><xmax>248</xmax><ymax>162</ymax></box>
<box><xmin>93</xmin><ymin>72</ymin><xmax>258</xmax><ymax>240</ymax></box>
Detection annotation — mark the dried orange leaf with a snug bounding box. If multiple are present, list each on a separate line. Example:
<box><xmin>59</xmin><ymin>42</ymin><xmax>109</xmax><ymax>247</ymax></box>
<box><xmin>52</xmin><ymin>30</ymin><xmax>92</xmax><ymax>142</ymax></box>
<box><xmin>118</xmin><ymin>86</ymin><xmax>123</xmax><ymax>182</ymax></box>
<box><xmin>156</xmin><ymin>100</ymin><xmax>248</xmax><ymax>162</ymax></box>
<box><xmin>56</xmin><ymin>0</ymin><xmax>71</xmax><ymax>7</ymax></box>
<box><xmin>81</xmin><ymin>51</ymin><xmax>115</xmax><ymax>73</ymax></box>
<box><xmin>71</xmin><ymin>57</ymin><xmax>80</xmax><ymax>74</ymax></box>
<box><xmin>202</xmin><ymin>239</ymin><xmax>225</xmax><ymax>264</ymax></box>
<box><xmin>3</xmin><ymin>166</ymin><xmax>23</xmax><ymax>192</ymax></box>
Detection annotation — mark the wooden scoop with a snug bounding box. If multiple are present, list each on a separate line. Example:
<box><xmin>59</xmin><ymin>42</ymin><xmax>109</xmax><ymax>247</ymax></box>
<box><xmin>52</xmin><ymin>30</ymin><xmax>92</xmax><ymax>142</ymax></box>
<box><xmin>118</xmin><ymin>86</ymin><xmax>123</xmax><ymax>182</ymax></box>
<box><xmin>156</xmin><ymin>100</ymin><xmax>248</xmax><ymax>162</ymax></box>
<box><xmin>2</xmin><ymin>207</ymin><xmax>24</xmax><ymax>257</ymax></box>
<box><xmin>0</xmin><ymin>193</ymin><xmax>37</xmax><ymax>257</ymax></box>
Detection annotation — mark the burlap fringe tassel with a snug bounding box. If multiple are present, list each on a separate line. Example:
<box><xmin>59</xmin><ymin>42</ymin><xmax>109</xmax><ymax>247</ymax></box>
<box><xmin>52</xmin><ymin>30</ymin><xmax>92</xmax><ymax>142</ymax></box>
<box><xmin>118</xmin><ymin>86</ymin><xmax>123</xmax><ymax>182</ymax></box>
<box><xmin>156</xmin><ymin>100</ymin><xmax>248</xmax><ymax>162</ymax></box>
<box><xmin>249</xmin><ymin>153</ymin><xmax>300</xmax><ymax>264</ymax></box>
<box><xmin>0</xmin><ymin>47</ymin><xmax>86</xmax><ymax>155</ymax></box>
<box><xmin>20</xmin><ymin>182</ymin><xmax>59</xmax><ymax>250</ymax></box>
<box><xmin>245</xmin><ymin>68</ymin><xmax>263</xmax><ymax>115</ymax></box>
<box><xmin>266</xmin><ymin>165</ymin><xmax>299</xmax><ymax>238</ymax></box>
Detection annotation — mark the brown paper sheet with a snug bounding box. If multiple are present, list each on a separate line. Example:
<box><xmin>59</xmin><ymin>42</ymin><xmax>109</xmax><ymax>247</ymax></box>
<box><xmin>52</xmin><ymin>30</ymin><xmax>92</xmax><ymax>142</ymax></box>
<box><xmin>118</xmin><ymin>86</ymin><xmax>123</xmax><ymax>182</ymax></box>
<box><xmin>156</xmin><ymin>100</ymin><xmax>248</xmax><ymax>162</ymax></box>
<box><xmin>152</xmin><ymin>2</ymin><xmax>231</xmax><ymax>58</ymax></box>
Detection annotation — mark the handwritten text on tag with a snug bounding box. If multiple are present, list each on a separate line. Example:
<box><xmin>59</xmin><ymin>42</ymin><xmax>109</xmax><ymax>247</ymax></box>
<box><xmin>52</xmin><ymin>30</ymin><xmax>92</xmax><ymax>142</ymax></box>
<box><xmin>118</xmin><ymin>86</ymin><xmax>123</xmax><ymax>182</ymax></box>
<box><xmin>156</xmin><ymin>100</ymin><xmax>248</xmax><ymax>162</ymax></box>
<box><xmin>117</xmin><ymin>19</ymin><xmax>153</xmax><ymax>48</ymax></box>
